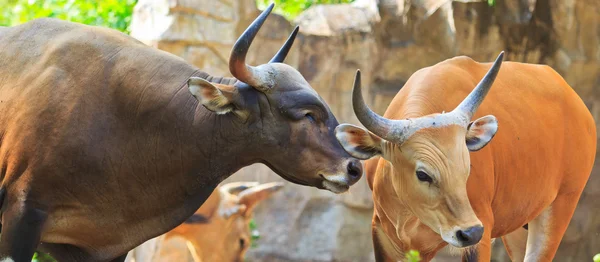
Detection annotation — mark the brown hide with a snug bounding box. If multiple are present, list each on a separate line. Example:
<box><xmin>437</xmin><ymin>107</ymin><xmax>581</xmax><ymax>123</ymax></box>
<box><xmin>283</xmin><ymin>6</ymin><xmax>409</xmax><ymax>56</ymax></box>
<box><xmin>362</xmin><ymin>56</ymin><xmax>596</xmax><ymax>261</ymax></box>
<box><xmin>0</xmin><ymin>11</ymin><xmax>360</xmax><ymax>262</ymax></box>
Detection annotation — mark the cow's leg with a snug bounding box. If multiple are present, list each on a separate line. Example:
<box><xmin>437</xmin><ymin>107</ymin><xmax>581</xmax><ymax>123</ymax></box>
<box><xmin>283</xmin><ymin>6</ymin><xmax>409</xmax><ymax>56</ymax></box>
<box><xmin>501</xmin><ymin>227</ymin><xmax>528</xmax><ymax>262</ymax></box>
<box><xmin>0</xmin><ymin>202</ymin><xmax>48</xmax><ymax>262</ymax></box>
<box><xmin>524</xmin><ymin>194</ymin><xmax>580</xmax><ymax>261</ymax></box>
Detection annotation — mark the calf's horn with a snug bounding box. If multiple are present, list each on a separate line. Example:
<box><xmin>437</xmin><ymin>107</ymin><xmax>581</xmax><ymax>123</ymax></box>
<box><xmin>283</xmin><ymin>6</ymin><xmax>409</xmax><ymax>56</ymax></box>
<box><xmin>219</xmin><ymin>182</ymin><xmax>259</xmax><ymax>197</ymax></box>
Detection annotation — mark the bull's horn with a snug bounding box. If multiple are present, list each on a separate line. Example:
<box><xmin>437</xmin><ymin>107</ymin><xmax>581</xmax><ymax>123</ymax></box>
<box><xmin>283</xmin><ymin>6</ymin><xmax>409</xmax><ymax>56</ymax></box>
<box><xmin>270</xmin><ymin>26</ymin><xmax>299</xmax><ymax>63</ymax></box>
<box><xmin>229</xmin><ymin>3</ymin><xmax>275</xmax><ymax>91</ymax></box>
<box><xmin>351</xmin><ymin>70</ymin><xmax>413</xmax><ymax>143</ymax></box>
<box><xmin>453</xmin><ymin>51</ymin><xmax>504</xmax><ymax>120</ymax></box>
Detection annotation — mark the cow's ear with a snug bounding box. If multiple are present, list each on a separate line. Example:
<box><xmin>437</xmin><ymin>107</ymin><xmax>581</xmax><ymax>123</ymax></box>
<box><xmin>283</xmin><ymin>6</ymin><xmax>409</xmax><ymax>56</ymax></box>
<box><xmin>335</xmin><ymin>124</ymin><xmax>383</xmax><ymax>160</ymax></box>
<box><xmin>466</xmin><ymin>115</ymin><xmax>498</xmax><ymax>151</ymax></box>
<box><xmin>188</xmin><ymin>77</ymin><xmax>235</xmax><ymax>115</ymax></box>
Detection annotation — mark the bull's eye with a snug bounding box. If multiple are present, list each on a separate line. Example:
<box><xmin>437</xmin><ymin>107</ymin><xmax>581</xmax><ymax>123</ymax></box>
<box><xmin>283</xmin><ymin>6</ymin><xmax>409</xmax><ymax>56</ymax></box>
<box><xmin>305</xmin><ymin>113</ymin><xmax>316</xmax><ymax>123</ymax></box>
<box><xmin>416</xmin><ymin>170</ymin><xmax>433</xmax><ymax>183</ymax></box>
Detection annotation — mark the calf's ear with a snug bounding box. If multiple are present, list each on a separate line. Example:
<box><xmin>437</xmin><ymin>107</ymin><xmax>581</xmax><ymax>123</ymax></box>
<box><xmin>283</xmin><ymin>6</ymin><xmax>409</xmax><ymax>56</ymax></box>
<box><xmin>238</xmin><ymin>182</ymin><xmax>284</xmax><ymax>217</ymax></box>
<box><xmin>466</xmin><ymin>115</ymin><xmax>498</xmax><ymax>151</ymax></box>
<box><xmin>335</xmin><ymin>124</ymin><xmax>383</xmax><ymax>160</ymax></box>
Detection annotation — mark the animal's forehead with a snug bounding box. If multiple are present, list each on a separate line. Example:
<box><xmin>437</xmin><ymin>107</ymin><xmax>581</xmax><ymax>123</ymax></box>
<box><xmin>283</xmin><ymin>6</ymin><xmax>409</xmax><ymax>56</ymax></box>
<box><xmin>401</xmin><ymin>125</ymin><xmax>468</xmax><ymax>159</ymax></box>
<box><xmin>277</xmin><ymin>89</ymin><xmax>324</xmax><ymax>108</ymax></box>
<box><xmin>265</xmin><ymin>63</ymin><xmax>316</xmax><ymax>92</ymax></box>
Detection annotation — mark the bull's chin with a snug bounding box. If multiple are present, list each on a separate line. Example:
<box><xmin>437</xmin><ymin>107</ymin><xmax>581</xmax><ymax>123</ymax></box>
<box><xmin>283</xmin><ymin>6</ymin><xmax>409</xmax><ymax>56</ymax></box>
<box><xmin>321</xmin><ymin>180</ymin><xmax>350</xmax><ymax>194</ymax></box>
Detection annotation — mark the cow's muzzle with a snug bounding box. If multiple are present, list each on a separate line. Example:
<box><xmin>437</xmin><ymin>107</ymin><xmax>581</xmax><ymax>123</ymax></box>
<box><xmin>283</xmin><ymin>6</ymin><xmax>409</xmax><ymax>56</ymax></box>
<box><xmin>320</xmin><ymin>159</ymin><xmax>362</xmax><ymax>193</ymax></box>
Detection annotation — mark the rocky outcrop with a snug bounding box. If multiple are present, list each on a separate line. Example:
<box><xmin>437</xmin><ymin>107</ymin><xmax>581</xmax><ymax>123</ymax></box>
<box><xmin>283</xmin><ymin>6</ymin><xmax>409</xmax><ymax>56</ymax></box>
<box><xmin>130</xmin><ymin>0</ymin><xmax>600</xmax><ymax>261</ymax></box>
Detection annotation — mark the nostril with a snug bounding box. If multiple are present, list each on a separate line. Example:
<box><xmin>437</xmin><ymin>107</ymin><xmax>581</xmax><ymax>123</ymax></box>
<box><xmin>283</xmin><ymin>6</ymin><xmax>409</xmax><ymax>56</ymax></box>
<box><xmin>456</xmin><ymin>230</ymin><xmax>469</xmax><ymax>243</ymax></box>
<box><xmin>456</xmin><ymin>226</ymin><xmax>484</xmax><ymax>246</ymax></box>
<box><xmin>347</xmin><ymin>160</ymin><xmax>362</xmax><ymax>179</ymax></box>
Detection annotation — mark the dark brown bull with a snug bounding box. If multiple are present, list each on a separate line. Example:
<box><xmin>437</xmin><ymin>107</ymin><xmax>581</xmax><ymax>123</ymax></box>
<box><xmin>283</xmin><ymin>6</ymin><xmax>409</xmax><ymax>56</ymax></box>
<box><xmin>0</xmin><ymin>4</ymin><xmax>362</xmax><ymax>262</ymax></box>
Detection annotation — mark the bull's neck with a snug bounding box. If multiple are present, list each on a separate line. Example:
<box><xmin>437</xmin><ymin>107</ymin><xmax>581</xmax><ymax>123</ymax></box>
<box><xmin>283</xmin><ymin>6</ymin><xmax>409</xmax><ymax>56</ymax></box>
<box><xmin>373</xmin><ymin>163</ymin><xmax>446</xmax><ymax>260</ymax></box>
<box><xmin>132</xmin><ymin>66</ymin><xmax>257</xmax><ymax>197</ymax></box>
<box><xmin>176</xmin><ymin>95</ymin><xmax>257</xmax><ymax>196</ymax></box>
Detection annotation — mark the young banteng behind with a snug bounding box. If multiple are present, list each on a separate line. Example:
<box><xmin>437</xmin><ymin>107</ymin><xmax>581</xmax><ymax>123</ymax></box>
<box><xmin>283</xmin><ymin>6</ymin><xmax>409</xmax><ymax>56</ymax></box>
<box><xmin>125</xmin><ymin>182</ymin><xmax>283</xmax><ymax>262</ymax></box>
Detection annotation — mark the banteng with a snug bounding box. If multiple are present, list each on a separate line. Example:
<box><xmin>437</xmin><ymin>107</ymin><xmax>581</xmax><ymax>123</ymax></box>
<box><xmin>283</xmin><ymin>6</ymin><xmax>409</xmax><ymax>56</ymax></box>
<box><xmin>336</xmin><ymin>52</ymin><xmax>596</xmax><ymax>261</ymax></box>
<box><xmin>0</xmin><ymin>4</ymin><xmax>362</xmax><ymax>262</ymax></box>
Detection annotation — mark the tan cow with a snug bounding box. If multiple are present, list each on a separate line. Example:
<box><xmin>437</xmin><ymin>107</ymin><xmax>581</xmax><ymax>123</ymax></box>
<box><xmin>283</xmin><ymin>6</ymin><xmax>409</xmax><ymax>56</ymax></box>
<box><xmin>0</xmin><ymin>3</ymin><xmax>362</xmax><ymax>261</ymax></box>
<box><xmin>336</xmin><ymin>52</ymin><xmax>596</xmax><ymax>261</ymax></box>
<box><xmin>126</xmin><ymin>182</ymin><xmax>283</xmax><ymax>262</ymax></box>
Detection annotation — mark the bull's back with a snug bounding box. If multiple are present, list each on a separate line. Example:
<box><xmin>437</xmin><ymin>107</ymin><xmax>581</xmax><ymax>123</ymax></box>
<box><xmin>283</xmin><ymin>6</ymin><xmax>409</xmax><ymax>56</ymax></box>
<box><xmin>0</xmin><ymin>19</ymin><xmax>201</xmax><ymax>255</ymax></box>
<box><xmin>384</xmin><ymin>56</ymin><xmax>596</xmax><ymax>236</ymax></box>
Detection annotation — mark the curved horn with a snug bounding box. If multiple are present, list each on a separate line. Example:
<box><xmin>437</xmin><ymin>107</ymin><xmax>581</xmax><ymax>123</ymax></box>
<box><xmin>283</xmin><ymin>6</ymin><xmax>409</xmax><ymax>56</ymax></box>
<box><xmin>351</xmin><ymin>70</ymin><xmax>413</xmax><ymax>143</ymax></box>
<box><xmin>270</xmin><ymin>26</ymin><xmax>299</xmax><ymax>63</ymax></box>
<box><xmin>229</xmin><ymin>3</ymin><xmax>275</xmax><ymax>89</ymax></box>
<box><xmin>453</xmin><ymin>51</ymin><xmax>504</xmax><ymax>120</ymax></box>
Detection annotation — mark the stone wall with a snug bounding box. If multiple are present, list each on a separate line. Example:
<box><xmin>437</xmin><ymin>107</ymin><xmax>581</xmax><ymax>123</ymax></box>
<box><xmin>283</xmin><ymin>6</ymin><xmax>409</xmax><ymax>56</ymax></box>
<box><xmin>130</xmin><ymin>0</ymin><xmax>600</xmax><ymax>261</ymax></box>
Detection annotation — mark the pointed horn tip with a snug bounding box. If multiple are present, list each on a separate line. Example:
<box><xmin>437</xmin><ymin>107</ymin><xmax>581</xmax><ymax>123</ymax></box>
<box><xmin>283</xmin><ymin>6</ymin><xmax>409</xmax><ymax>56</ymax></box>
<box><xmin>265</xmin><ymin>3</ymin><xmax>275</xmax><ymax>13</ymax></box>
<box><xmin>353</xmin><ymin>70</ymin><xmax>362</xmax><ymax>93</ymax></box>
<box><xmin>496</xmin><ymin>51</ymin><xmax>505</xmax><ymax>62</ymax></box>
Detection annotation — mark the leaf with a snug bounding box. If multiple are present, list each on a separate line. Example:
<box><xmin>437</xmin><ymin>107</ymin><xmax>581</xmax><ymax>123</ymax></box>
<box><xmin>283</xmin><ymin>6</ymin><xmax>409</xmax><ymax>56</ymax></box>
<box><xmin>405</xmin><ymin>249</ymin><xmax>421</xmax><ymax>262</ymax></box>
<box><xmin>0</xmin><ymin>0</ymin><xmax>137</xmax><ymax>33</ymax></box>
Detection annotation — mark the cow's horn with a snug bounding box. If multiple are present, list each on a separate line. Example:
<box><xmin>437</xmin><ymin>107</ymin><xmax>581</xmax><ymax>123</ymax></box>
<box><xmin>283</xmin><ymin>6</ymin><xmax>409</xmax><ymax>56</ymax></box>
<box><xmin>351</xmin><ymin>70</ymin><xmax>413</xmax><ymax>143</ymax></box>
<box><xmin>270</xmin><ymin>26</ymin><xmax>299</xmax><ymax>63</ymax></box>
<box><xmin>229</xmin><ymin>3</ymin><xmax>275</xmax><ymax>91</ymax></box>
<box><xmin>453</xmin><ymin>51</ymin><xmax>504</xmax><ymax>120</ymax></box>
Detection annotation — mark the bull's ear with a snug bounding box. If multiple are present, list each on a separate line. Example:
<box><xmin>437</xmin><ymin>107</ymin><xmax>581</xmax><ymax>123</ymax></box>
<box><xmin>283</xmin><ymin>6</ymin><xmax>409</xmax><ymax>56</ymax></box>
<box><xmin>466</xmin><ymin>115</ymin><xmax>498</xmax><ymax>151</ymax></box>
<box><xmin>335</xmin><ymin>124</ymin><xmax>383</xmax><ymax>160</ymax></box>
<box><xmin>188</xmin><ymin>77</ymin><xmax>235</xmax><ymax>115</ymax></box>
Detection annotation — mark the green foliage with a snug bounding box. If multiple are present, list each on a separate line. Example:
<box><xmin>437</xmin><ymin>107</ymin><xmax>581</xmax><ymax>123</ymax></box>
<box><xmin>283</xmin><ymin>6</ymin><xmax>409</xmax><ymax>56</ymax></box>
<box><xmin>256</xmin><ymin>0</ymin><xmax>355</xmax><ymax>20</ymax></box>
<box><xmin>0</xmin><ymin>0</ymin><xmax>138</xmax><ymax>33</ymax></box>
<box><xmin>405</xmin><ymin>250</ymin><xmax>421</xmax><ymax>262</ymax></box>
<box><xmin>249</xmin><ymin>218</ymin><xmax>260</xmax><ymax>248</ymax></box>
<box><xmin>593</xmin><ymin>253</ymin><xmax>600</xmax><ymax>262</ymax></box>
<box><xmin>487</xmin><ymin>0</ymin><xmax>496</xmax><ymax>7</ymax></box>
<box><xmin>32</xmin><ymin>251</ymin><xmax>56</xmax><ymax>262</ymax></box>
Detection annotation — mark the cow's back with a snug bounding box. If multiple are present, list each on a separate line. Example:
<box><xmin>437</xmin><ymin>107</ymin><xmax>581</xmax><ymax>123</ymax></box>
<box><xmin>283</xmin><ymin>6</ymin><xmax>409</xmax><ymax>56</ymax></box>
<box><xmin>380</xmin><ymin>56</ymin><xmax>596</xmax><ymax>237</ymax></box>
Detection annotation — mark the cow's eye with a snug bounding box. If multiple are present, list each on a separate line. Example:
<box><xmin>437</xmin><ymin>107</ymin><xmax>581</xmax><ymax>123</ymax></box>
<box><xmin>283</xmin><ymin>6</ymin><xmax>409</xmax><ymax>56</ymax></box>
<box><xmin>416</xmin><ymin>170</ymin><xmax>433</xmax><ymax>183</ymax></box>
<box><xmin>305</xmin><ymin>113</ymin><xmax>316</xmax><ymax>123</ymax></box>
